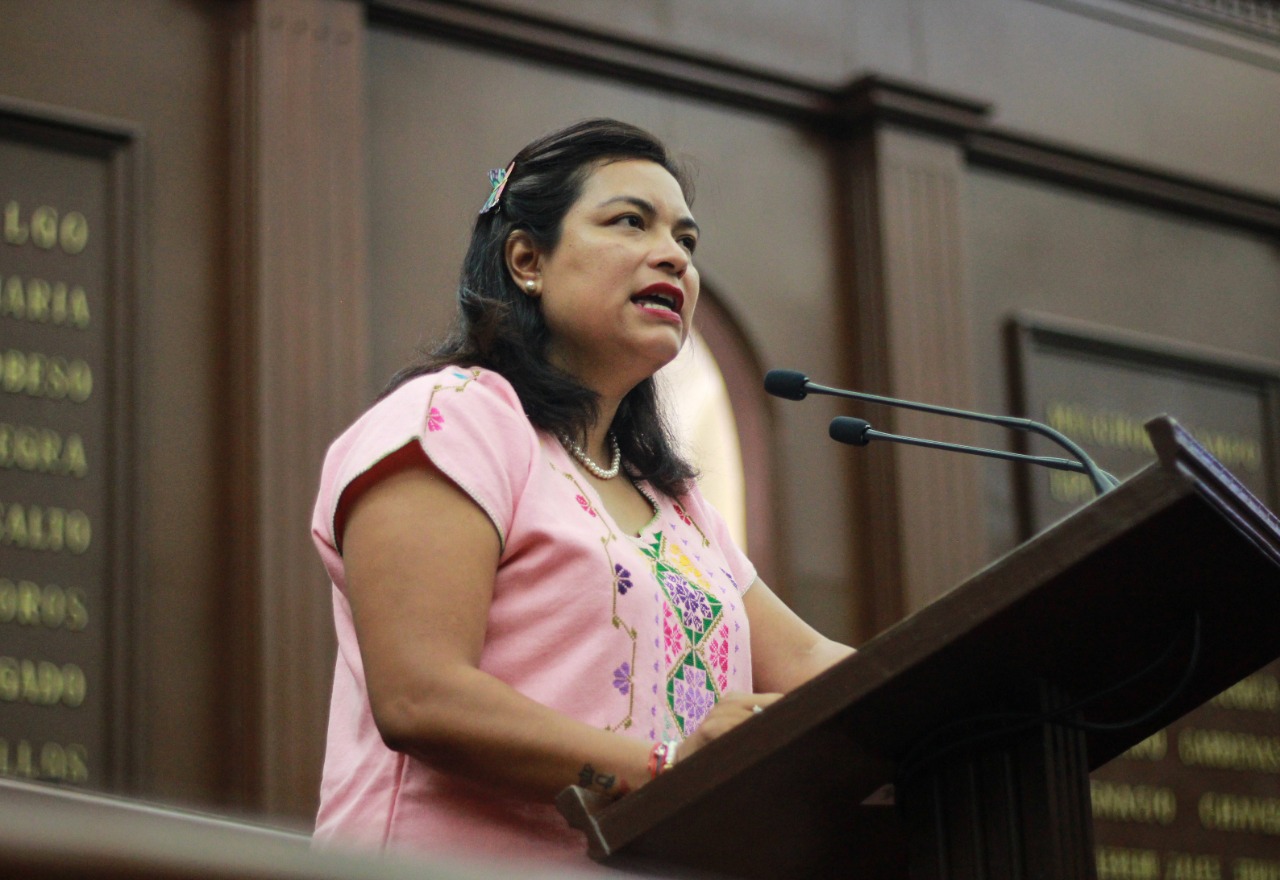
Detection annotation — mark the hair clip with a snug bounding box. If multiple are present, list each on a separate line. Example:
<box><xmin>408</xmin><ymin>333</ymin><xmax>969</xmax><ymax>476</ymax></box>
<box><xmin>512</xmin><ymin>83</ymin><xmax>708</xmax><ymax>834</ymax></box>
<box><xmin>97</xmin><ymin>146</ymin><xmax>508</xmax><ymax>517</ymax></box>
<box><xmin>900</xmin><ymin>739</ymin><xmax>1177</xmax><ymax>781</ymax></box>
<box><xmin>479</xmin><ymin>160</ymin><xmax>516</xmax><ymax>214</ymax></box>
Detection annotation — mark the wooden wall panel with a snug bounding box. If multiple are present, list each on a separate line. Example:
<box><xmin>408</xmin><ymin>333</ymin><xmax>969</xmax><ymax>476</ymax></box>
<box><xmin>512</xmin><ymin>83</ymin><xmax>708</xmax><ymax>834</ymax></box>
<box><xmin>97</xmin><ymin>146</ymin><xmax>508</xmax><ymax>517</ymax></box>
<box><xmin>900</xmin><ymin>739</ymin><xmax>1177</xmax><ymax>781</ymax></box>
<box><xmin>0</xmin><ymin>0</ymin><xmax>233</xmax><ymax>807</ymax></box>
<box><xmin>229</xmin><ymin>0</ymin><xmax>369</xmax><ymax>819</ymax></box>
<box><xmin>966</xmin><ymin>170</ymin><xmax>1280</xmax><ymax>556</ymax></box>
<box><xmin>2</xmin><ymin>0</ymin><xmax>1276</xmax><ymax>842</ymax></box>
<box><xmin>840</xmin><ymin>124</ymin><xmax>988</xmax><ymax>631</ymax></box>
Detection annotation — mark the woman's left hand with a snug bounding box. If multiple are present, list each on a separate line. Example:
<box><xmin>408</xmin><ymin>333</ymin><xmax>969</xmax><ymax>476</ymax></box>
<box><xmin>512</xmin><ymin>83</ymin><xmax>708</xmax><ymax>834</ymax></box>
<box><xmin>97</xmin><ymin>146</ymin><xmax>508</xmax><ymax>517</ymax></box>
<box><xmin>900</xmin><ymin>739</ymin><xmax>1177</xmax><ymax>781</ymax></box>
<box><xmin>681</xmin><ymin>691</ymin><xmax>782</xmax><ymax>760</ymax></box>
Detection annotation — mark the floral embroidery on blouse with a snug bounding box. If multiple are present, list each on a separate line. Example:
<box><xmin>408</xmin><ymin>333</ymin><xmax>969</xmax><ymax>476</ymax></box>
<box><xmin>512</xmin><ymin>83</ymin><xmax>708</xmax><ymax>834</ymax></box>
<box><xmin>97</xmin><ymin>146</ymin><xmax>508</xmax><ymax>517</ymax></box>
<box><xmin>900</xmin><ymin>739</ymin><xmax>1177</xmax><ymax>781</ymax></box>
<box><xmin>545</xmin><ymin>443</ymin><xmax>743</xmax><ymax>742</ymax></box>
<box><xmin>675</xmin><ymin>503</ymin><xmax>710</xmax><ymax>548</ymax></box>
<box><xmin>641</xmin><ymin>531</ymin><xmax>728</xmax><ymax>737</ymax></box>
<box><xmin>551</xmin><ymin>457</ymin><xmax>639</xmax><ymax>734</ymax></box>
<box><xmin>662</xmin><ymin>601</ymin><xmax>686</xmax><ymax>668</ymax></box>
<box><xmin>422</xmin><ymin>368</ymin><xmax>482</xmax><ymax>433</ymax></box>
<box><xmin>612</xmin><ymin>662</ymin><xmax>632</xmax><ymax>695</ymax></box>
<box><xmin>708</xmin><ymin>623</ymin><xmax>731</xmax><ymax>692</ymax></box>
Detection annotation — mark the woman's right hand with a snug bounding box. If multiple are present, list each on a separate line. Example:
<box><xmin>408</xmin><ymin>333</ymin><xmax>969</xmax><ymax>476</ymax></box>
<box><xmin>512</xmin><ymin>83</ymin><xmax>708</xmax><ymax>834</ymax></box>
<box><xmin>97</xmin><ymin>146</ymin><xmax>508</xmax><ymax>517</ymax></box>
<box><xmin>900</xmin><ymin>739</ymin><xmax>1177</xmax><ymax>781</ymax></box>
<box><xmin>680</xmin><ymin>691</ymin><xmax>782</xmax><ymax>761</ymax></box>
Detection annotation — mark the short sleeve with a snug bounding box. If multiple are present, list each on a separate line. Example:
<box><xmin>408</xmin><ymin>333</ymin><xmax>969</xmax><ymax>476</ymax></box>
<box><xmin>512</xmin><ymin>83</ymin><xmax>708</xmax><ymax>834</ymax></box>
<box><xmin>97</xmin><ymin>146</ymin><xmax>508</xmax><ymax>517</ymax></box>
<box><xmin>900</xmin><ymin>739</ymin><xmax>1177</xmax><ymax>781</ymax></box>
<box><xmin>679</xmin><ymin>485</ymin><xmax>756</xmax><ymax>595</ymax></box>
<box><xmin>314</xmin><ymin>367</ymin><xmax>536</xmax><ymax>556</ymax></box>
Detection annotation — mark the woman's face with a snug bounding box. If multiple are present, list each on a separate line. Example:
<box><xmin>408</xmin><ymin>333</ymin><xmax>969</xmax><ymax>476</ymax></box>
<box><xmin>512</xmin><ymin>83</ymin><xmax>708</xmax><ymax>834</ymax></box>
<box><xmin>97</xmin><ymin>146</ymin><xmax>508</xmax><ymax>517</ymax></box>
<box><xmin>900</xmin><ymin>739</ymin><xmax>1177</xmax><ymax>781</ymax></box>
<box><xmin>532</xmin><ymin>159</ymin><xmax>700</xmax><ymax>396</ymax></box>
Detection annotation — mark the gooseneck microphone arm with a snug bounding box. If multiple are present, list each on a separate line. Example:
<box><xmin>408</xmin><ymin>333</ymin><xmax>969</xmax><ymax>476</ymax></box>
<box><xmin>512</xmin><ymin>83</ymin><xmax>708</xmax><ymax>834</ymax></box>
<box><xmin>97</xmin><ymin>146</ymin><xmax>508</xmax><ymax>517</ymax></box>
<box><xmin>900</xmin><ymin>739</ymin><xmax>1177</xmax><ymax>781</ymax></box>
<box><xmin>765</xmin><ymin>369</ymin><xmax>1117</xmax><ymax>495</ymax></box>
<box><xmin>829</xmin><ymin>417</ymin><xmax>1090</xmax><ymax>475</ymax></box>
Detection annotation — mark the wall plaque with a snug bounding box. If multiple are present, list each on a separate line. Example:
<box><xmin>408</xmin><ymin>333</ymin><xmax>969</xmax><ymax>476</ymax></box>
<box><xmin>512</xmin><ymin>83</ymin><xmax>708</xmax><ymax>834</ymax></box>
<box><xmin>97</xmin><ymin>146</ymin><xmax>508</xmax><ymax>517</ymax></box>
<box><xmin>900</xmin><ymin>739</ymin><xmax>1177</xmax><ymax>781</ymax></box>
<box><xmin>0</xmin><ymin>100</ymin><xmax>138</xmax><ymax>792</ymax></box>
<box><xmin>1010</xmin><ymin>313</ymin><xmax>1280</xmax><ymax>879</ymax></box>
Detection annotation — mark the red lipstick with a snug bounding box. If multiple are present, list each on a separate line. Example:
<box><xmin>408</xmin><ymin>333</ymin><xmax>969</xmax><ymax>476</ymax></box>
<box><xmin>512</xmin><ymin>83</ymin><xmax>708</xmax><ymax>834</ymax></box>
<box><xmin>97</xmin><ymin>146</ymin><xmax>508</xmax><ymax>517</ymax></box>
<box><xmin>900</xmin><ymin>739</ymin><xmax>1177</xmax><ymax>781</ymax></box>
<box><xmin>631</xmin><ymin>282</ymin><xmax>685</xmax><ymax>319</ymax></box>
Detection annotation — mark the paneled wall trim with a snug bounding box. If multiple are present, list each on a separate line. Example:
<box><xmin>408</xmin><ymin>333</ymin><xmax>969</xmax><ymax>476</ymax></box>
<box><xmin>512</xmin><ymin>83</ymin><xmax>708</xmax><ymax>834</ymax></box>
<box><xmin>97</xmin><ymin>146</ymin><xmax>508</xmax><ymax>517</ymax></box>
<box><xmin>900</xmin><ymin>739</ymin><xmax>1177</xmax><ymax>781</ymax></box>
<box><xmin>367</xmin><ymin>0</ymin><xmax>1280</xmax><ymax>231</ymax></box>
<box><xmin>1031</xmin><ymin>0</ymin><xmax>1280</xmax><ymax>72</ymax></box>
<box><xmin>229</xmin><ymin>0</ymin><xmax>369</xmax><ymax>818</ymax></box>
<box><xmin>1139</xmin><ymin>0</ymin><xmax>1280</xmax><ymax>38</ymax></box>
<box><xmin>841</xmin><ymin>128</ymin><xmax>990</xmax><ymax>628</ymax></box>
<box><xmin>367</xmin><ymin>0</ymin><xmax>835</xmax><ymax>123</ymax></box>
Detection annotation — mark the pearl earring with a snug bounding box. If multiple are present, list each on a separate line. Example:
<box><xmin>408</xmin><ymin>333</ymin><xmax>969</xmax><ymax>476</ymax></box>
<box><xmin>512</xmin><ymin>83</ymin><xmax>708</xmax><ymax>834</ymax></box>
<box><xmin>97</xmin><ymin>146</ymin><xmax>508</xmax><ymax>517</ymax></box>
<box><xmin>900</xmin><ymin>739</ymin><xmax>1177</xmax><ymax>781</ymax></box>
<box><xmin>525</xmin><ymin>279</ymin><xmax>537</xmax><ymax>293</ymax></box>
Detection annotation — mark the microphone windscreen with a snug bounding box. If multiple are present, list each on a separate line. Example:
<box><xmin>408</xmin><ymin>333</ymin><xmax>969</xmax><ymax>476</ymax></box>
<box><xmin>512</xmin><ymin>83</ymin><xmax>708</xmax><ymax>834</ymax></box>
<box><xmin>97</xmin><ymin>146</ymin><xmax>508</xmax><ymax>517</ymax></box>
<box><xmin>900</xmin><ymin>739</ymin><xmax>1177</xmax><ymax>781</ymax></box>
<box><xmin>829</xmin><ymin>417</ymin><xmax>872</xmax><ymax>447</ymax></box>
<box><xmin>763</xmin><ymin>369</ymin><xmax>809</xmax><ymax>400</ymax></box>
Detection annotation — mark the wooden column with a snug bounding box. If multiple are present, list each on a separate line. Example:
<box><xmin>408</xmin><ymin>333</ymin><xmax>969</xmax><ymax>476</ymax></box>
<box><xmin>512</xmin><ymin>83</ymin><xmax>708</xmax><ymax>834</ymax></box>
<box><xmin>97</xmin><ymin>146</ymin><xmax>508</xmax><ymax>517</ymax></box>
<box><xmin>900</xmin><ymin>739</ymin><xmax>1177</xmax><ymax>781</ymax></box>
<box><xmin>835</xmin><ymin>77</ymin><xmax>993</xmax><ymax>635</ymax></box>
<box><xmin>897</xmin><ymin>684</ymin><xmax>1097</xmax><ymax>880</ymax></box>
<box><xmin>229</xmin><ymin>0</ymin><xmax>369</xmax><ymax>819</ymax></box>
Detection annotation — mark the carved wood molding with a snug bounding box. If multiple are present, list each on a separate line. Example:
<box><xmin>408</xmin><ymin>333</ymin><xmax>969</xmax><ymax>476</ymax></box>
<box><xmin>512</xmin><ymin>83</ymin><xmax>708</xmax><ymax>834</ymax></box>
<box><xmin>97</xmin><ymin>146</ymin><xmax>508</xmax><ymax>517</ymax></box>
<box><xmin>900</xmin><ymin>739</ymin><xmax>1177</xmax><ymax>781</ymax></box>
<box><xmin>966</xmin><ymin>130</ymin><xmax>1280</xmax><ymax>234</ymax></box>
<box><xmin>830</xmin><ymin>76</ymin><xmax>992</xmax><ymax>138</ymax></box>
<box><xmin>1132</xmin><ymin>0</ymin><xmax>1280</xmax><ymax>39</ymax></box>
<box><xmin>367</xmin><ymin>0</ymin><xmax>835</xmax><ymax>123</ymax></box>
<box><xmin>229</xmin><ymin>0</ymin><xmax>369</xmax><ymax>818</ymax></box>
<box><xmin>366</xmin><ymin>0</ymin><xmax>1280</xmax><ymax>233</ymax></box>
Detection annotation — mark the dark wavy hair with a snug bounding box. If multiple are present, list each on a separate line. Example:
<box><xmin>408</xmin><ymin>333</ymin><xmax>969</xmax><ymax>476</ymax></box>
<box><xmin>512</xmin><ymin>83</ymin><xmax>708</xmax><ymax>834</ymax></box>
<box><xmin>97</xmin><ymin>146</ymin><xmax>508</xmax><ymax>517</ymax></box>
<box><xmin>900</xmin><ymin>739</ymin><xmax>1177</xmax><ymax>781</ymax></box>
<box><xmin>384</xmin><ymin>118</ymin><xmax>698</xmax><ymax>498</ymax></box>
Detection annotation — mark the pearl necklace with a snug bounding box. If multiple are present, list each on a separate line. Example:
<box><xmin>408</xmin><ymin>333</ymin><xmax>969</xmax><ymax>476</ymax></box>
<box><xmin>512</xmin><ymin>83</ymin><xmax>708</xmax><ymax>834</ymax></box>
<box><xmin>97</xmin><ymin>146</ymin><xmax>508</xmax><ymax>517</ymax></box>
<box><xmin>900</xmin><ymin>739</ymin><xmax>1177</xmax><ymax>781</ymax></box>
<box><xmin>562</xmin><ymin>433</ymin><xmax>622</xmax><ymax>480</ymax></box>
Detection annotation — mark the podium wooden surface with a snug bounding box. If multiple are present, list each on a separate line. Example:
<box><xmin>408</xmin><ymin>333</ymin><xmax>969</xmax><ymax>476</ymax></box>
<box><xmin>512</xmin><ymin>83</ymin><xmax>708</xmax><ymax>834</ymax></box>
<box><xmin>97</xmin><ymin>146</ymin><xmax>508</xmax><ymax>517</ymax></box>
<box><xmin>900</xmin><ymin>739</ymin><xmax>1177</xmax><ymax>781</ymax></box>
<box><xmin>558</xmin><ymin>417</ymin><xmax>1280</xmax><ymax>879</ymax></box>
<box><xmin>0</xmin><ymin>776</ymin><xmax>612</xmax><ymax>880</ymax></box>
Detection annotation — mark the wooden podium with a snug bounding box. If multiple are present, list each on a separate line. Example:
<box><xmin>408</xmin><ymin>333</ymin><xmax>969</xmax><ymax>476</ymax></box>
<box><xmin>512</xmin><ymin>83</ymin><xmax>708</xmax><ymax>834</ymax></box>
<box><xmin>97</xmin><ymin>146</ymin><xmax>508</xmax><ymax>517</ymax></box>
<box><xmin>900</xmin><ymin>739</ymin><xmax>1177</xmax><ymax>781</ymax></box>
<box><xmin>557</xmin><ymin>417</ymin><xmax>1280</xmax><ymax>879</ymax></box>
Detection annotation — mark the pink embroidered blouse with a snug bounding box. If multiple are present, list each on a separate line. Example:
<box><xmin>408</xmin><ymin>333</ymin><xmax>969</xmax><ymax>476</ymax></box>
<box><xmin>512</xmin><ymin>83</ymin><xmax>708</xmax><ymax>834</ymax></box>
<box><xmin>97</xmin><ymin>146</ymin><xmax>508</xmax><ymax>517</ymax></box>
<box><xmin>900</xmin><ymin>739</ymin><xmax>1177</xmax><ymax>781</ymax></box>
<box><xmin>310</xmin><ymin>367</ymin><xmax>756</xmax><ymax>863</ymax></box>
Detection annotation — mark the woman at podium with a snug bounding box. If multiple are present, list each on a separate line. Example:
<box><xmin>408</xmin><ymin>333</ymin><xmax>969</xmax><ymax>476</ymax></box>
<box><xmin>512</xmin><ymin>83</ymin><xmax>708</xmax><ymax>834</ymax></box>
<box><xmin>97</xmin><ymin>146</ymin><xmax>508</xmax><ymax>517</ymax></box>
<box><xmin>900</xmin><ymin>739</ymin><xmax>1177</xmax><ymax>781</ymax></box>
<box><xmin>308</xmin><ymin>119</ymin><xmax>854</xmax><ymax>865</ymax></box>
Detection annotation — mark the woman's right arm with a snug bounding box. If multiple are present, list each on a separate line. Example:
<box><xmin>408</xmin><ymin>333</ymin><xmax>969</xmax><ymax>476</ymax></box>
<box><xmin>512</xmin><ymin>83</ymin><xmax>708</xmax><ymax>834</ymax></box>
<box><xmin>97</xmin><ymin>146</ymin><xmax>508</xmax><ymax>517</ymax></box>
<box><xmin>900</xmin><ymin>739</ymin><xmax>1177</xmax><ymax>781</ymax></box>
<box><xmin>342</xmin><ymin>462</ymin><xmax>654</xmax><ymax>801</ymax></box>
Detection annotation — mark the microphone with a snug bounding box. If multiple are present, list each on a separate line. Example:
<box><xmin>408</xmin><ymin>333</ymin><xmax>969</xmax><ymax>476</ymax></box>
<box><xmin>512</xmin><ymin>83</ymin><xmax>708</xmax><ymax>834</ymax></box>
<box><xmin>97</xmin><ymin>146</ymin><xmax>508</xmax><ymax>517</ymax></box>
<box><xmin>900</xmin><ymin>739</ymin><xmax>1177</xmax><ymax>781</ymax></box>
<box><xmin>830</xmin><ymin>417</ymin><xmax>1092</xmax><ymax>475</ymax></box>
<box><xmin>764</xmin><ymin>369</ymin><xmax>1116</xmax><ymax>495</ymax></box>
<box><xmin>763</xmin><ymin>369</ymin><xmax>810</xmax><ymax>401</ymax></box>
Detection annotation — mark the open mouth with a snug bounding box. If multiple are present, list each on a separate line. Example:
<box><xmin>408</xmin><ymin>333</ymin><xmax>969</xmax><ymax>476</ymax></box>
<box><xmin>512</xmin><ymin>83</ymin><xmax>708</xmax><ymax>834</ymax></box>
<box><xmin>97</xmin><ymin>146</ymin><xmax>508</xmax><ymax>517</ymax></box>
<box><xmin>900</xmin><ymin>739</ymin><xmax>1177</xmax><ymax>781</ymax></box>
<box><xmin>630</xmin><ymin>284</ymin><xmax>684</xmax><ymax>315</ymax></box>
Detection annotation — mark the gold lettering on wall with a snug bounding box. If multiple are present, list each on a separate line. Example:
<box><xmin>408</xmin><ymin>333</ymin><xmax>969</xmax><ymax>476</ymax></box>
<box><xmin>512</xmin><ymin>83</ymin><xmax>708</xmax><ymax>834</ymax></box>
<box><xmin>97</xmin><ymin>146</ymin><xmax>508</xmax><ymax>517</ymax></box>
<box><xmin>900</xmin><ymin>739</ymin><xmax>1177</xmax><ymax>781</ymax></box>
<box><xmin>1097</xmin><ymin>846</ymin><xmax>1160</xmax><ymax>880</ymax></box>
<box><xmin>3</xmin><ymin>143</ymin><xmax>118</xmax><ymax>795</ymax></box>
<box><xmin>1091</xmin><ymin>780</ymin><xmax>1178</xmax><ymax>825</ymax></box>
<box><xmin>1046</xmin><ymin>402</ymin><xmax>1156</xmax><ymax>456</ymax></box>
<box><xmin>3</xmin><ymin>201</ymin><xmax>89</xmax><ymax>254</ymax></box>
<box><xmin>0</xmin><ymin>738</ymin><xmax>89</xmax><ymax>783</ymax></box>
<box><xmin>1235</xmin><ymin>858</ymin><xmax>1280</xmax><ymax>880</ymax></box>
<box><xmin>1179</xmin><ymin>728</ymin><xmax>1280</xmax><ymax>773</ymax></box>
<box><xmin>0</xmin><ymin>423</ymin><xmax>88</xmax><ymax>477</ymax></box>
<box><xmin>1</xmin><ymin>350</ymin><xmax>93</xmax><ymax>402</ymax></box>
<box><xmin>0</xmin><ymin>500</ymin><xmax>92</xmax><ymax>554</ymax></box>
<box><xmin>1</xmin><ymin>275</ymin><xmax>91</xmax><ymax>328</ymax></box>
<box><xmin>0</xmin><ymin>656</ymin><xmax>87</xmax><ymax>707</ymax></box>
<box><xmin>1199</xmin><ymin>792</ymin><xmax>1280</xmax><ymax>836</ymax></box>
<box><xmin>1164</xmin><ymin>853</ymin><xmax>1222</xmax><ymax>880</ymax></box>
<box><xmin>1050</xmin><ymin>470</ymin><xmax>1095</xmax><ymax>504</ymax></box>
<box><xmin>1122</xmin><ymin>730</ymin><xmax>1169</xmax><ymax>761</ymax></box>
<box><xmin>1212</xmin><ymin>674</ymin><xmax>1280</xmax><ymax>713</ymax></box>
<box><xmin>1045</xmin><ymin>401</ymin><xmax>1262</xmax><ymax>472</ymax></box>
<box><xmin>0</xmin><ymin>579</ymin><xmax>88</xmax><ymax>630</ymax></box>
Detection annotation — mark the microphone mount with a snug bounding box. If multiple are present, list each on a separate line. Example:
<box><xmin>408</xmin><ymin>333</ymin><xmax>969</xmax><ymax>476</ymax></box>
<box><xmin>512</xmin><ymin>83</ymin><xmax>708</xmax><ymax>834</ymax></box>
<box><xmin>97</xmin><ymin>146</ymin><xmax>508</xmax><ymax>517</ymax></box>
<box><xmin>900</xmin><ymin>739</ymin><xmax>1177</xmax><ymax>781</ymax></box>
<box><xmin>765</xmin><ymin>369</ymin><xmax>1117</xmax><ymax>495</ymax></box>
<box><xmin>829</xmin><ymin>417</ymin><xmax>1093</xmax><ymax>475</ymax></box>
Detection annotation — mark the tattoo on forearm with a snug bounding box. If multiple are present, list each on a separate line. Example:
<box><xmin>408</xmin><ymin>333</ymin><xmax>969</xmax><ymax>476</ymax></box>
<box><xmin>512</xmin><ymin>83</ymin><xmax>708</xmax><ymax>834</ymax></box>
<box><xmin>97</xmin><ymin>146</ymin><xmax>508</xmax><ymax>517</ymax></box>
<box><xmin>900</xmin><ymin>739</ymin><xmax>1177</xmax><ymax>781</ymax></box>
<box><xmin>578</xmin><ymin>763</ymin><xmax>628</xmax><ymax>795</ymax></box>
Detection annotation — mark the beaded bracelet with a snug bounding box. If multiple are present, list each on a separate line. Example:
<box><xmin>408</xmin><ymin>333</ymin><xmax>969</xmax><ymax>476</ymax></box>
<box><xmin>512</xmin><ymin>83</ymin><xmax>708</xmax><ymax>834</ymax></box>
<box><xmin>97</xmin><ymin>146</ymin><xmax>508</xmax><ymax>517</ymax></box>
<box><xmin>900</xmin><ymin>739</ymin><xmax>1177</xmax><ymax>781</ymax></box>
<box><xmin>648</xmin><ymin>739</ymin><xmax>679</xmax><ymax>778</ymax></box>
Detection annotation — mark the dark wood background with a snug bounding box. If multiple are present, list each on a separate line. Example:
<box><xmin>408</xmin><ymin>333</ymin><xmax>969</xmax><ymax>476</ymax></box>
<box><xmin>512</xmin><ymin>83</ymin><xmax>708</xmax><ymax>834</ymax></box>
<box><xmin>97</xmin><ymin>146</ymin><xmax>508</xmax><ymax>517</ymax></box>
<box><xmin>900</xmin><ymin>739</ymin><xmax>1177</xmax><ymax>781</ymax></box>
<box><xmin>1</xmin><ymin>0</ymin><xmax>1276</xmax><ymax>871</ymax></box>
